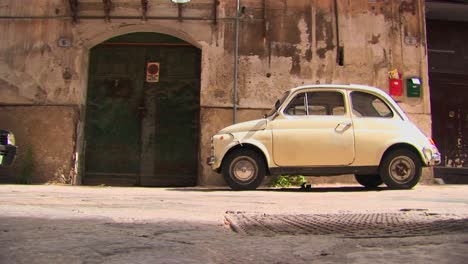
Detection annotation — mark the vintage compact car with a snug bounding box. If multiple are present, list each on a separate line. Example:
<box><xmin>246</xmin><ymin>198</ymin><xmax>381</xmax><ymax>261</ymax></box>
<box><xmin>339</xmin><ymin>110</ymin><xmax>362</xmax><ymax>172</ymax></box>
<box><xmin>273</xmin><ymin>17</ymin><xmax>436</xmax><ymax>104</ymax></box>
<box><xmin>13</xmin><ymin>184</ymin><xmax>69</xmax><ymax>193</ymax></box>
<box><xmin>208</xmin><ymin>84</ymin><xmax>441</xmax><ymax>190</ymax></box>
<box><xmin>0</xmin><ymin>129</ymin><xmax>17</xmax><ymax>167</ymax></box>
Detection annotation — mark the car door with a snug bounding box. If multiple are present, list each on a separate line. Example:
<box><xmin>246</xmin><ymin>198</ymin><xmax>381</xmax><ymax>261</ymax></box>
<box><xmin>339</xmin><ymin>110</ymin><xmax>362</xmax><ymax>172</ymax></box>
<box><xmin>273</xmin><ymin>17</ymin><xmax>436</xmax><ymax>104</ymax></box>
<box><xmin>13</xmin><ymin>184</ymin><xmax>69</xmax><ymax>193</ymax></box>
<box><xmin>271</xmin><ymin>90</ymin><xmax>355</xmax><ymax>167</ymax></box>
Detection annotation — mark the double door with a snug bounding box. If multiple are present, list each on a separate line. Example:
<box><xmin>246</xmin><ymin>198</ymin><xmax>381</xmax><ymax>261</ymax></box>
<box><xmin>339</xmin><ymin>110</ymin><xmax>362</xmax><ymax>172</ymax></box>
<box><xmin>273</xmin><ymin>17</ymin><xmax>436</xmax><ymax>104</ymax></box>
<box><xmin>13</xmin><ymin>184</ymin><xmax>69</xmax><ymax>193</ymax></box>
<box><xmin>84</xmin><ymin>45</ymin><xmax>200</xmax><ymax>186</ymax></box>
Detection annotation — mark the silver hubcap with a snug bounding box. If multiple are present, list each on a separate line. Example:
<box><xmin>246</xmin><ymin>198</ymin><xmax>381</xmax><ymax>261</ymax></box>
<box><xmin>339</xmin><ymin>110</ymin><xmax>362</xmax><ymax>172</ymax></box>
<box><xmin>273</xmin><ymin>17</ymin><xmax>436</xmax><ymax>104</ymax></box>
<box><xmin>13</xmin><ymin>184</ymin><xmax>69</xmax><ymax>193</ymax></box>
<box><xmin>231</xmin><ymin>156</ymin><xmax>257</xmax><ymax>182</ymax></box>
<box><xmin>388</xmin><ymin>156</ymin><xmax>415</xmax><ymax>184</ymax></box>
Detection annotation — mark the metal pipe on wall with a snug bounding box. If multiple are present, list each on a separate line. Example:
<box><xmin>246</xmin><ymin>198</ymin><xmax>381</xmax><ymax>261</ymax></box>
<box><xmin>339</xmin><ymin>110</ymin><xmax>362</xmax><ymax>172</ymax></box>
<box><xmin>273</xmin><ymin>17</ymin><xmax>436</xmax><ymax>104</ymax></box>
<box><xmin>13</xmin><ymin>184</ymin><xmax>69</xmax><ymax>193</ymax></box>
<box><xmin>233</xmin><ymin>0</ymin><xmax>240</xmax><ymax>124</ymax></box>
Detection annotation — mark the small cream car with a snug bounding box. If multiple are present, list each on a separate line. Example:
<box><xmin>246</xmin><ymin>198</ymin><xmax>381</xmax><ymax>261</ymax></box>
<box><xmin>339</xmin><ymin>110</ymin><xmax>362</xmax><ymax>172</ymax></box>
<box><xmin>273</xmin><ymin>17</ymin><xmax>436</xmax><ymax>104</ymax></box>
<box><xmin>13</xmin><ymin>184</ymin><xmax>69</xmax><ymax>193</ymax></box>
<box><xmin>208</xmin><ymin>84</ymin><xmax>441</xmax><ymax>190</ymax></box>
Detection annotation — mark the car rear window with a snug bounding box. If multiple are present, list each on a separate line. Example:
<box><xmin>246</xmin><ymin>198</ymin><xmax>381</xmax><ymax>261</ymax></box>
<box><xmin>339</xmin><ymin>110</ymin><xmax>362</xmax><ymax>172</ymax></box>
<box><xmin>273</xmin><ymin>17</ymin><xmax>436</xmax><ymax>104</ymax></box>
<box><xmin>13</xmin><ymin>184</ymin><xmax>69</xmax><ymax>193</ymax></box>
<box><xmin>351</xmin><ymin>91</ymin><xmax>394</xmax><ymax>118</ymax></box>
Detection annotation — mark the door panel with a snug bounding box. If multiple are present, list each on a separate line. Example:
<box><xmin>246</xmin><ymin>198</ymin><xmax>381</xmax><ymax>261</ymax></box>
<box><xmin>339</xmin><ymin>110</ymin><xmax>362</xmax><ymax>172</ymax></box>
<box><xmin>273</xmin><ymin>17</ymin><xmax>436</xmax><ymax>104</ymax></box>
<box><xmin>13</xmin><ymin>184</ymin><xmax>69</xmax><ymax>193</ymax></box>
<box><xmin>272</xmin><ymin>90</ymin><xmax>355</xmax><ymax>167</ymax></box>
<box><xmin>139</xmin><ymin>46</ymin><xmax>200</xmax><ymax>186</ymax></box>
<box><xmin>271</xmin><ymin>116</ymin><xmax>355</xmax><ymax>166</ymax></box>
<box><xmin>84</xmin><ymin>47</ymin><xmax>145</xmax><ymax>186</ymax></box>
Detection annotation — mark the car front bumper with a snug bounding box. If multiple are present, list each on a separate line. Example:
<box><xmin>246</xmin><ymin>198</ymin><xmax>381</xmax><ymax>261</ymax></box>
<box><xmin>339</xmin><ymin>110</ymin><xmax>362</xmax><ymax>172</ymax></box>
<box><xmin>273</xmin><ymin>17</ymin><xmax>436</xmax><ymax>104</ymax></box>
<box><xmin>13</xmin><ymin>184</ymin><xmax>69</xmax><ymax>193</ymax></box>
<box><xmin>206</xmin><ymin>156</ymin><xmax>215</xmax><ymax>166</ymax></box>
<box><xmin>0</xmin><ymin>145</ymin><xmax>17</xmax><ymax>166</ymax></box>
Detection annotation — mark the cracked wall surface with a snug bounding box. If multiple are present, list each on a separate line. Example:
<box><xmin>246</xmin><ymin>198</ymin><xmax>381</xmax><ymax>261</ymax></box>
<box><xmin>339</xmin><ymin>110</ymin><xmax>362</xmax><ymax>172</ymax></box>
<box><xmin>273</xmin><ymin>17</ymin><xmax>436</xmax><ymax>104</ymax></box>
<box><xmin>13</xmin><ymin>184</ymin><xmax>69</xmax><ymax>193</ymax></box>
<box><xmin>0</xmin><ymin>0</ymin><xmax>432</xmax><ymax>185</ymax></box>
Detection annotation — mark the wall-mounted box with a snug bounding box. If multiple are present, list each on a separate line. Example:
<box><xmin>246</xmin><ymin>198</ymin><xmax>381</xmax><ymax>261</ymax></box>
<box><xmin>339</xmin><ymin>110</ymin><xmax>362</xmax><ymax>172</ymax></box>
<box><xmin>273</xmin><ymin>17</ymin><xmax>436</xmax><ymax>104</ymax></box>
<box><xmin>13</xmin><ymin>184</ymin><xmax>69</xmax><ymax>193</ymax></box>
<box><xmin>406</xmin><ymin>78</ymin><xmax>421</xmax><ymax>98</ymax></box>
<box><xmin>389</xmin><ymin>79</ymin><xmax>403</xmax><ymax>97</ymax></box>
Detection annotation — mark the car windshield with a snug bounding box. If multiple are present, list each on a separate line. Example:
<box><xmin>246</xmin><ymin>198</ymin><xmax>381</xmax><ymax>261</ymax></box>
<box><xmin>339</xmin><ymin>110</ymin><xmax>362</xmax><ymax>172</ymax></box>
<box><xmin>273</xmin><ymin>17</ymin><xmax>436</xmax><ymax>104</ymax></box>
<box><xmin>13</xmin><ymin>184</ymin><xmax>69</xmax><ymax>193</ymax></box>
<box><xmin>266</xmin><ymin>91</ymin><xmax>290</xmax><ymax>117</ymax></box>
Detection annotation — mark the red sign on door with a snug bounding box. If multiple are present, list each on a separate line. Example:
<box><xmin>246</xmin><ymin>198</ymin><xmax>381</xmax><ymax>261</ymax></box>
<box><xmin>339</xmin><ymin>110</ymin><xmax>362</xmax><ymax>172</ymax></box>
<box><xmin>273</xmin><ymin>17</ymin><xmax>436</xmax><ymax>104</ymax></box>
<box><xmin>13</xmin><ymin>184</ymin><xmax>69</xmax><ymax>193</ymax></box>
<box><xmin>146</xmin><ymin>62</ymin><xmax>160</xmax><ymax>83</ymax></box>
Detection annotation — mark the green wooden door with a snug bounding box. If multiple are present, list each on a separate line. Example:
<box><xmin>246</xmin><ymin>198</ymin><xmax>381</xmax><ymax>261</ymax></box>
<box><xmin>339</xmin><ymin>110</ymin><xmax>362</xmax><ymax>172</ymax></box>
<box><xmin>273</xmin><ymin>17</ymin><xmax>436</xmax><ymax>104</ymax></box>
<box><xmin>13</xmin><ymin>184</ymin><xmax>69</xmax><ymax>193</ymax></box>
<box><xmin>84</xmin><ymin>34</ymin><xmax>200</xmax><ymax>186</ymax></box>
<box><xmin>84</xmin><ymin>46</ymin><xmax>145</xmax><ymax>185</ymax></box>
<box><xmin>140</xmin><ymin>46</ymin><xmax>201</xmax><ymax>186</ymax></box>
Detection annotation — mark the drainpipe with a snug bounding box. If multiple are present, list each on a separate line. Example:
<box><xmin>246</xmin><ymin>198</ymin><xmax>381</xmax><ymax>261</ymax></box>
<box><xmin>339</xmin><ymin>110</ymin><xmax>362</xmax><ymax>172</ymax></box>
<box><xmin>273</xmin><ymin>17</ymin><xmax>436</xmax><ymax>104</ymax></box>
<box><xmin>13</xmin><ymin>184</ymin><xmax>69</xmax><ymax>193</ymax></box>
<box><xmin>233</xmin><ymin>0</ymin><xmax>240</xmax><ymax>124</ymax></box>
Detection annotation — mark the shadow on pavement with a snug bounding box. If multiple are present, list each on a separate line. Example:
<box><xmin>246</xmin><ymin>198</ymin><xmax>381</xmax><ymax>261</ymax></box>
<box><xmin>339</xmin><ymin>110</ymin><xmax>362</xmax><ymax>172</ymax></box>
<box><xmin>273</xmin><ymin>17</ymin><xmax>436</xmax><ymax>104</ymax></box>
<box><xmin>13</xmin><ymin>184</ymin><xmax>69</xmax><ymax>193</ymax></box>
<box><xmin>2</xmin><ymin>212</ymin><xmax>467</xmax><ymax>263</ymax></box>
<box><xmin>167</xmin><ymin>186</ymin><xmax>390</xmax><ymax>193</ymax></box>
<box><xmin>0</xmin><ymin>216</ymin><xmax>231</xmax><ymax>263</ymax></box>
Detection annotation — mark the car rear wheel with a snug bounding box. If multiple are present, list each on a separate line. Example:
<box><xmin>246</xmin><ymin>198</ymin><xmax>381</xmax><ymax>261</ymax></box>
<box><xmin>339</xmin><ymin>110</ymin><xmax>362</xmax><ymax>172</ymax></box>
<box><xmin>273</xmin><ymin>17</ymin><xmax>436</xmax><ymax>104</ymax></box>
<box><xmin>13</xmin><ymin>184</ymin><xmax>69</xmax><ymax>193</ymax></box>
<box><xmin>354</xmin><ymin>174</ymin><xmax>383</xmax><ymax>189</ymax></box>
<box><xmin>222</xmin><ymin>149</ymin><xmax>265</xmax><ymax>190</ymax></box>
<box><xmin>380</xmin><ymin>149</ymin><xmax>422</xmax><ymax>189</ymax></box>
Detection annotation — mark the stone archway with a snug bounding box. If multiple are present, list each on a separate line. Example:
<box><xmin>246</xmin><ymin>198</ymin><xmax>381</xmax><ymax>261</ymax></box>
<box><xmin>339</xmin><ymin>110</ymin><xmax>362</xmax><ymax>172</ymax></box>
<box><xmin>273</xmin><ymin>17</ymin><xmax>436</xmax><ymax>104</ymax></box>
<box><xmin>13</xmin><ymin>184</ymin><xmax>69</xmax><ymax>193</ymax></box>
<box><xmin>81</xmin><ymin>24</ymin><xmax>202</xmax><ymax>50</ymax></box>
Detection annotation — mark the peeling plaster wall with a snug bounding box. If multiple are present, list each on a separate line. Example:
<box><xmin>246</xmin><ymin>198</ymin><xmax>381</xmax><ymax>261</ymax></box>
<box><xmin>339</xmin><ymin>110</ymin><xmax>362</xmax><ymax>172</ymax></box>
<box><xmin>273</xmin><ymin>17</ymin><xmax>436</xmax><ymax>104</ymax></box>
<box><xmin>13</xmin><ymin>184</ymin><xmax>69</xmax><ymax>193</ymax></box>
<box><xmin>0</xmin><ymin>0</ymin><xmax>432</xmax><ymax>185</ymax></box>
<box><xmin>0</xmin><ymin>106</ymin><xmax>78</xmax><ymax>184</ymax></box>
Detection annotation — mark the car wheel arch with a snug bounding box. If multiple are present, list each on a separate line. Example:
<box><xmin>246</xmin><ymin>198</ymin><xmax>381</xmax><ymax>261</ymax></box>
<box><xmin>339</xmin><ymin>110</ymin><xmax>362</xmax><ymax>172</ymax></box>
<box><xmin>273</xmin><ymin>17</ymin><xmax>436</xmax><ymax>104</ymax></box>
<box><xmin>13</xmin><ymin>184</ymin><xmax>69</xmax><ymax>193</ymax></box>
<box><xmin>221</xmin><ymin>143</ymin><xmax>271</xmax><ymax>176</ymax></box>
<box><xmin>379</xmin><ymin>143</ymin><xmax>424</xmax><ymax>167</ymax></box>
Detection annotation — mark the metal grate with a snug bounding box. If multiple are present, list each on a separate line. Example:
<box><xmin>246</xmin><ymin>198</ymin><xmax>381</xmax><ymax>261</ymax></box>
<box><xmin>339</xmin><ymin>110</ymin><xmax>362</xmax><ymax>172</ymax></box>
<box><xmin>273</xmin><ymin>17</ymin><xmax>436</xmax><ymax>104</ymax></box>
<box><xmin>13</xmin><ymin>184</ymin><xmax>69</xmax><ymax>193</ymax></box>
<box><xmin>225</xmin><ymin>212</ymin><xmax>468</xmax><ymax>238</ymax></box>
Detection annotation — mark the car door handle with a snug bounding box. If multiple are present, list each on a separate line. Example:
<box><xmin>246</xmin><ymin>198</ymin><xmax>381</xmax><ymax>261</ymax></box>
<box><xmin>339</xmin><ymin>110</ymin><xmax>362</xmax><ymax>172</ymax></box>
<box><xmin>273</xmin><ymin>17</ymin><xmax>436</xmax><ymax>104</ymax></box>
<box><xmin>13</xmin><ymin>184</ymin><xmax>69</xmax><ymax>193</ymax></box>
<box><xmin>335</xmin><ymin>122</ymin><xmax>352</xmax><ymax>133</ymax></box>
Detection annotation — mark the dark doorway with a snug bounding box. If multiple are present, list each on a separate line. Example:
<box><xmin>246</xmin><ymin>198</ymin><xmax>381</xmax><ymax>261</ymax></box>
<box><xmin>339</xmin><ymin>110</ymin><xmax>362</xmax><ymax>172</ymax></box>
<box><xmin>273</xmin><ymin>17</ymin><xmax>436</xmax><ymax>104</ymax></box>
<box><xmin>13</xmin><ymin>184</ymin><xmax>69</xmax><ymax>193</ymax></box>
<box><xmin>427</xmin><ymin>18</ymin><xmax>468</xmax><ymax>182</ymax></box>
<box><xmin>83</xmin><ymin>33</ymin><xmax>201</xmax><ymax>186</ymax></box>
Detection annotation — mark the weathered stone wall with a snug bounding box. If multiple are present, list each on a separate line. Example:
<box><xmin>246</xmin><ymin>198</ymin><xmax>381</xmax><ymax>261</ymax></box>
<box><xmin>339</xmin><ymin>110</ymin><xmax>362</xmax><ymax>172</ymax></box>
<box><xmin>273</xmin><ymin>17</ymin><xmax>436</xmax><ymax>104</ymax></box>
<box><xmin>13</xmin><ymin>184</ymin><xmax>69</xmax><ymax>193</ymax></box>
<box><xmin>0</xmin><ymin>106</ymin><xmax>78</xmax><ymax>184</ymax></box>
<box><xmin>0</xmin><ymin>0</ymin><xmax>432</xmax><ymax>185</ymax></box>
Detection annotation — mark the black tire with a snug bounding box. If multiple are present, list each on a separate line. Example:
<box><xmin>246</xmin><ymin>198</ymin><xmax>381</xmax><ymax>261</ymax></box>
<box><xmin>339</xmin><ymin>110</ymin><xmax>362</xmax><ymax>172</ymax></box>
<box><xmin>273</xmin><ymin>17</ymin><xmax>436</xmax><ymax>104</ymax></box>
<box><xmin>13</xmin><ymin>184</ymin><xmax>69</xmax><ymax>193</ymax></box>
<box><xmin>222</xmin><ymin>149</ymin><xmax>266</xmax><ymax>190</ymax></box>
<box><xmin>379</xmin><ymin>149</ymin><xmax>422</xmax><ymax>190</ymax></box>
<box><xmin>354</xmin><ymin>174</ymin><xmax>383</xmax><ymax>189</ymax></box>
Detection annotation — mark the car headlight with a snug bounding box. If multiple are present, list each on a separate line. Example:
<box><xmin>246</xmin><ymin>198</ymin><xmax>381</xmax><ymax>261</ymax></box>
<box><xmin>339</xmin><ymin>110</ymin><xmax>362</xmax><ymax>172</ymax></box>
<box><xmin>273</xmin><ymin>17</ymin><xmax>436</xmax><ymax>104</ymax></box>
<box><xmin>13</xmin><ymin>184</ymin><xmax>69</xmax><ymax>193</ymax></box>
<box><xmin>7</xmin><ymin>133</ymin><xmax>15</xmax><ymax>145</ymax></box>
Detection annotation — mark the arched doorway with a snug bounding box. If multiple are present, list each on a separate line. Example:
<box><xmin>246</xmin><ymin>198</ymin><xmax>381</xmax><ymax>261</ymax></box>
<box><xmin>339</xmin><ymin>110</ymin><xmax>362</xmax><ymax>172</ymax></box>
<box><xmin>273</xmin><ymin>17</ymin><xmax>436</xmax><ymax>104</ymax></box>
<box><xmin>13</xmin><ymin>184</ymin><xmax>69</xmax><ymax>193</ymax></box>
<box><xmin>83</xmin><ymin>32</ymin><xmax>201</xmax><ymax>186</ymax></box>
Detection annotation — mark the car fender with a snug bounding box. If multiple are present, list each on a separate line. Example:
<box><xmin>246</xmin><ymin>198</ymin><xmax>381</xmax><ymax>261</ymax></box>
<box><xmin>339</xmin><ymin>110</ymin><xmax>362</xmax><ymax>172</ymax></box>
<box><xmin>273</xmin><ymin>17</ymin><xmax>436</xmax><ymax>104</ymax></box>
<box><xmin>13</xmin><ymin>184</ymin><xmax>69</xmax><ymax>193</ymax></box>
<box><xmin>221</xmin><ymin>131</ymin><xmax>273</xmax><ymax>169</ymax></box>
<box><xmin>377</xmin><ymin>136</ymin><xmax>427</xmax><ymax>165</ymax></box>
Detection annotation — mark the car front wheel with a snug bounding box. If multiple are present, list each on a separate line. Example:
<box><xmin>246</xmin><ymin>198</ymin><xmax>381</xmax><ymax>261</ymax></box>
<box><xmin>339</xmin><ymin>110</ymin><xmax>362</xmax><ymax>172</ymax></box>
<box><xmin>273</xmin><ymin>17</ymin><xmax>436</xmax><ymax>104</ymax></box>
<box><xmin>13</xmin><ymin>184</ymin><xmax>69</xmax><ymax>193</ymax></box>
<box><xmin>222</xmin><ymin>149</ymin><xmax>265</xmax><ymax>190</ymax></box>
<box><xmin>380</xmin><ymin>149</ymin><xmax>422</xmax><ymax>189</ymax></box>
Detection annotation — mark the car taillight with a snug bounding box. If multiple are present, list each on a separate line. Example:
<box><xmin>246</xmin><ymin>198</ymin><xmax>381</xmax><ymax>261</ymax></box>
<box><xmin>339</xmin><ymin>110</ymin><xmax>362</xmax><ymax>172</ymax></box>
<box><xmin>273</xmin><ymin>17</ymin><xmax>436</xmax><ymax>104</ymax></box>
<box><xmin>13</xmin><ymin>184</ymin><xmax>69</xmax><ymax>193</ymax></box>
<box><xmin>428</xmin><ymin>138</ymin><xmax>436</xmax><ymax>146</ymax></box>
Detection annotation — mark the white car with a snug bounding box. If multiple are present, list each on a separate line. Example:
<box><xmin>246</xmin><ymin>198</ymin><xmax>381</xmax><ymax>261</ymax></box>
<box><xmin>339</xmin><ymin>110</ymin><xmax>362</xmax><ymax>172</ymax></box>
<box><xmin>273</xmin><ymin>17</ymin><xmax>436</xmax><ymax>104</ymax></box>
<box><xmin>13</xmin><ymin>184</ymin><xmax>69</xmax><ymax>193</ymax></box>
<box><xmin>0</xmin><ymin>129</ymin><xmax>16</xmax><ymax>167</ymax></box>
<box><xmin>208</xmin><ymin>84</ymin><xmax>441</xmax><ymax>190</ymax></box>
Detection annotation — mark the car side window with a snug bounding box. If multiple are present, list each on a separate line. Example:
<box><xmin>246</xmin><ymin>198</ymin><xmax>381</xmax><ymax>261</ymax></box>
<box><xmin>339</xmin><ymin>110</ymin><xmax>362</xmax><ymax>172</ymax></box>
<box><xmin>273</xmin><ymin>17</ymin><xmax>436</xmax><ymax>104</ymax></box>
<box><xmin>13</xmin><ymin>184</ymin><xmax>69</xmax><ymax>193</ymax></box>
<box><xmin>307</xmin><ymin>91</ymin><xmax>345</xmax><ymax>116</ymax></box>
<box><xmin>285</xmin><ymin>93</ymin><xmax>307</xmax><ymax>115</ymax></box>
<box><xmin>285</xmin><ymin>91</ymin><xmax>345</xmax><ymax>116</ymax></box>
<box><xmin>351</xmin><ymin>91</ymin><xmax>394</xmax><ymax>118</ymax></box>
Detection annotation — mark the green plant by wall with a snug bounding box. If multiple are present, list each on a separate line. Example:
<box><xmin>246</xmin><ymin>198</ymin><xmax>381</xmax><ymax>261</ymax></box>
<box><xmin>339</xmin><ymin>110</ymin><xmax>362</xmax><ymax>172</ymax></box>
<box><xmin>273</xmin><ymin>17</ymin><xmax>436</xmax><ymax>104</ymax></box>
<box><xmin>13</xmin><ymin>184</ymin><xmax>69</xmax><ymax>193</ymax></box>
<box><xmin>271</xmin><ymin>175</ymin><xmax>306</xmax><ymax>187</ymax></box>
<box><xmin>19</xmin><ymin>145</ymin><xmax>34</xmax><ymax>184</ymax></box>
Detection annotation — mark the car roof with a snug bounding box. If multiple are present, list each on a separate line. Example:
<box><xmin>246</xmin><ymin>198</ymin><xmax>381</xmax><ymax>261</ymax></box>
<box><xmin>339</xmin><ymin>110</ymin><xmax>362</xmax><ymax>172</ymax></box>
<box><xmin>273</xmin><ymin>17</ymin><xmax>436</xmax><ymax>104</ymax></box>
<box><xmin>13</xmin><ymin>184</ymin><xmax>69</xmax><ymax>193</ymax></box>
<box><xmin>290</xmin><ymin>84</ymin><xmax>387</xmax><ymax>96</ymax></box>
<box><xmin>287</xmin><ymin>84</ymin><xmax>408</xmax><ymax>121</ymax></box>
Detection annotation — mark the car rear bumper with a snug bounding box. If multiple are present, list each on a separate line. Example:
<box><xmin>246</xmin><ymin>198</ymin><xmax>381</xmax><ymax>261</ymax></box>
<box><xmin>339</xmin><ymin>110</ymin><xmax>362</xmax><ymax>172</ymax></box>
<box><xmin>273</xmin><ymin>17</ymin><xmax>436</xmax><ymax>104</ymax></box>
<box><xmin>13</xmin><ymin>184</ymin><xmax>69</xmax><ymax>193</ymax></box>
<box><xmin>423</xmin><ymin>147</ymin><xmax>441</xmax><ymax>166</ymax></box>
<box><xmin>429</xmin><ymin>152</ymin><xmax>441</xmax><ymax>166</ymax></box>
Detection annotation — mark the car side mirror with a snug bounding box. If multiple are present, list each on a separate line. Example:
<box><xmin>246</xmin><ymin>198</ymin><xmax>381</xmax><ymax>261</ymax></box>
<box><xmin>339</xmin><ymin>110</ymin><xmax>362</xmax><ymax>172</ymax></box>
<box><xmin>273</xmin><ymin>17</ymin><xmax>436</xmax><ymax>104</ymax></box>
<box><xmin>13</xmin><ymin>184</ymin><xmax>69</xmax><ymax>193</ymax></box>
<box><xmin>263</xmin><ymin>112</ymin><xmax>279</xmax><ymax>120</ymax></box>
<box><xmin>275</xmin><ymin>99</ymin><xmax>281</xmax><ymax>109</ymax></box>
